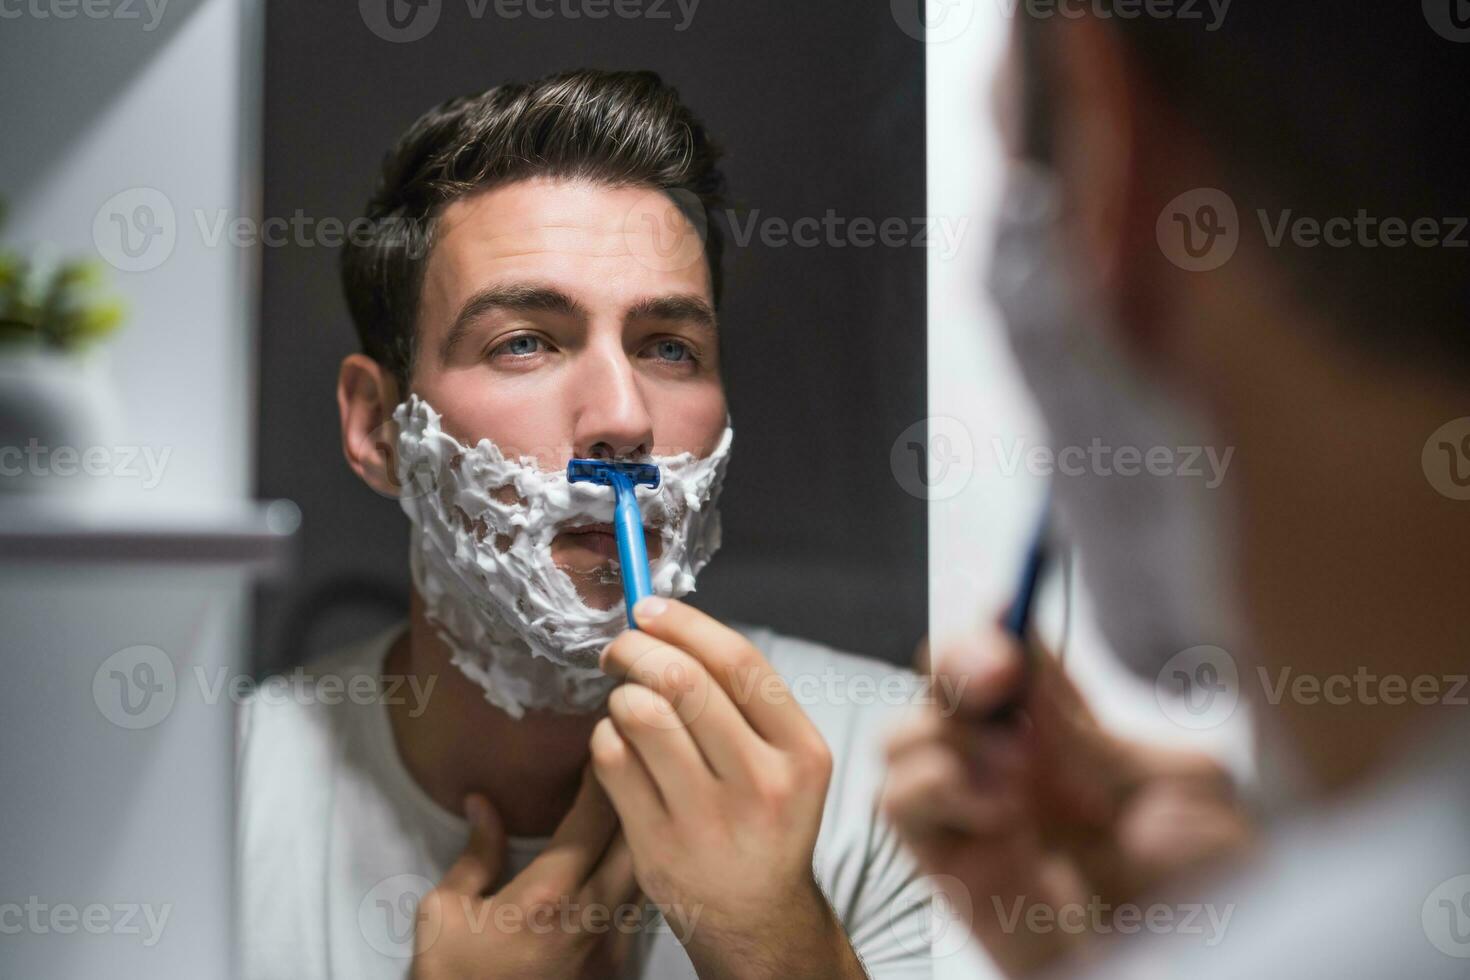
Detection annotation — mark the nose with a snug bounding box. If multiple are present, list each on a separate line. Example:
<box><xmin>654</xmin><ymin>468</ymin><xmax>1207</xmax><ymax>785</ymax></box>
<box><xmin>570</xmin><ymin>344</ymin><xmax>654</xmax><ymax>461</ymax></box>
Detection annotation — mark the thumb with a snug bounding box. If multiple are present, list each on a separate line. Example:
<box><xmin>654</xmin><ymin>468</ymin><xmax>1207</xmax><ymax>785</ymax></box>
<box><xmin>932</xmin><ymin>627</ymin><xmax>1028</xmax><ymax>719</ymax></box>
<box><xmin>439</xmin><ymin>793</ymin><xmax>506</xmax><ymax>897</ymax></box>
<box><xmin>505</xmin><ymin>765</ymin><xmax>618</xmax><ymax>901</ymax></box>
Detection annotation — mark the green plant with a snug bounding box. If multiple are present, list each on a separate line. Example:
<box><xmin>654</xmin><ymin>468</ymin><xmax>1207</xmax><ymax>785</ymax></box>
<box><xmin>0</xmin><ymin>199</ymin><xmax>125</xmax><ymax>351</ymax></box>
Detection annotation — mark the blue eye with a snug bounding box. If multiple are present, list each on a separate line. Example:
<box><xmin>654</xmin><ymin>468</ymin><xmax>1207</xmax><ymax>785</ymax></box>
<box><xmin>651</xmin><ymin>339</ymin><xmax>692</xmax><ymax>363</ymax></box>
<box><xmin>495</xmin><ymin>335</ymin><xmax>544</xmax><ymax>358</ymax></box>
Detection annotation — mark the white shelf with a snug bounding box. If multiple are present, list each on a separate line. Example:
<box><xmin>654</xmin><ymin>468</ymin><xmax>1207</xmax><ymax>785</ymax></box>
<box><xmin>0</xmin><ymin>497</ymin><xmax>298</xmax><ymax>570</ymax></box>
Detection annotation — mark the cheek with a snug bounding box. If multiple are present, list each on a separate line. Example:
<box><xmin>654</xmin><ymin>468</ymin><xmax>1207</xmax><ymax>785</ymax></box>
<box><xmin>416</xmin><ymin>376</ymin><xmax>575</xmax><ymax>466</ymax></box>
<box><xmin>650</xmin><ymin>385</ymin><xmax>728</xmax><ymax>457</ymax></box>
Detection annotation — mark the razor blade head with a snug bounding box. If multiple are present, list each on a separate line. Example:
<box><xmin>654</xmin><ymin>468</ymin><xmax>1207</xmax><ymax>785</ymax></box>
<box><xmin>566</xmin><ymin>459</ymin><xmax>661</xmax><ymax>489</ymax></box>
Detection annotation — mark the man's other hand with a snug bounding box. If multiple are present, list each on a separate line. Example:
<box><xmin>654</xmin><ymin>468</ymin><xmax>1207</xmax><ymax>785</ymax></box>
<box><xmin>880</xmin><ymin>627</ymin><xmax>1251</xmax><ymax>977</ymax></box>
<box><xmin>411</xmin><ymin>768</ymin><xmax>642</xmax><ymax>980</ymax></box>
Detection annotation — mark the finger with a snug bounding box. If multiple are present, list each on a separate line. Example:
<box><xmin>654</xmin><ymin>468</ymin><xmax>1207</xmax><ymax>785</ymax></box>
<box><xmin>601</xmin><ymin>628</ymin><xmax>758</xmax><ymax>780</ymax></box>
<box><xmin>589</xmin><ymin>715</ymin><xmax>667</xmax><ymax>846</ymax></box>
<box><xmin>885</xmin><ymin>713</ymin><xmax>1028</xmax><ymax>789</ymax></box>
<box><xmin>912</xmin><ymin>634</ymin><xmax>931</xmax><ymax>674</ymax></box>
<box><xmin>625</xmin><ymin>597</ymin><xmax>816</xmax><ymax>750</ymax></box>
<box><xmin>439</xmin><ymin>794</ymin><xmax>507</xmax><ymax>896</ymax></box>
<box><xmin>881</xmin><ymin>742</ymin><xmax>1023</xmax><ymax>840</ymax></box>
<box><xmin>579</xmin><ymin>831</ymin><xmax>640</xmax><ymax>910</ymax></box>
<box><xmin>606</xmin><ymin>683</ymin><xmax>716</xmax><ymax>809</ymax></box>
<box><xmin>504</xmin><ymin>766</ymin><xmax>618</xmax><ymax>901</ymax></box>
<box><xmin>931</xmin><ymin>627</ymin><xmax>1030</xmax><ymax>719</ymax></box>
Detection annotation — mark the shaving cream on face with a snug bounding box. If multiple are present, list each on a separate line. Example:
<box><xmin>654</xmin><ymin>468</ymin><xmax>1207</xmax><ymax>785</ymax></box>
<box><xmin>394</xmin><ymin>394</ymin><xmax>732</xmax><ymax>718</ymax></box>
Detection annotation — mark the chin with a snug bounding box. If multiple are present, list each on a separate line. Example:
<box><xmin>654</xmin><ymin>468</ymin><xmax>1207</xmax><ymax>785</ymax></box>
<box><xmin>555</xmin><ymin>562</ymin><xmax>625</xmax><ymax>612</ymax></box>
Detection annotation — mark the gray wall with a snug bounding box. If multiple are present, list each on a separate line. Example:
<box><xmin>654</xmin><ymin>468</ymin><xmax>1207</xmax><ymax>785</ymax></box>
<box><xmin>253</xmin><ymin>1</ymin><xmax>928</xmax><ymax>672</ymax></box>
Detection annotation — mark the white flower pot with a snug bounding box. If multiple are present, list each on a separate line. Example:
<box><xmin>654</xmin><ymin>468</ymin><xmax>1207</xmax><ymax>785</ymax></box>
<box><xmin>0</xmin><ymin>347</ymin><xmax>119</xmax><ymax>498</ymax></box>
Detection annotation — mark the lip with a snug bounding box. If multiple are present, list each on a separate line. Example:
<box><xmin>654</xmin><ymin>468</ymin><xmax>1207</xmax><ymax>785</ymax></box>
<box><xmin>556</xmin><ymin>523</ymin><xmax>660</xmax><ymax>562</ymax></box>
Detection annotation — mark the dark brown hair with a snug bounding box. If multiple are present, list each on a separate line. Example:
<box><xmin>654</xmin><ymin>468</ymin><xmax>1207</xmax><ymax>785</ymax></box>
<box><xmin>340</xmin><ymin>69</ymin><xmax>728</xmax><ymax>384</ymax></box>
<box><xmin>1017</xmin><ymin>5</ymin><xmax>1469</xmax><ymax>370</ymax></box>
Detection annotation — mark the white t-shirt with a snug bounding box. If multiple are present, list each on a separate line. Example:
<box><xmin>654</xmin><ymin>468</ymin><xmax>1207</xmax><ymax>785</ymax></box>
<box><xmin>1072</xmin><ymin>716</ymin><xmax>1470</xmax><ymax>979</ymax></box>
<box><xmin>238</xmin><ymin>624</ymin><xmax>934</xmax><ymax>979</ymax></box>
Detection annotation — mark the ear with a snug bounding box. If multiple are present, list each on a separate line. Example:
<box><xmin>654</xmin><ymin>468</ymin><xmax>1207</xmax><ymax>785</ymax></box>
<box><xmin>338</xmin><ymin>353</ymin><xmax>404</xmax><ymax>497</ymax></box>
<box><xmin>1048</xmin><ymin>16</ymin><xmax>1137</xmax><ymax>305</ymax></box>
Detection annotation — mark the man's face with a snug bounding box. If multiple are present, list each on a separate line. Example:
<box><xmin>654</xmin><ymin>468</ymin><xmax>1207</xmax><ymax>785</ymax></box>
<box><xmin>408</xmin><ymin>177</ymin><xmax>728</xmax><ymax>610</ymax></box>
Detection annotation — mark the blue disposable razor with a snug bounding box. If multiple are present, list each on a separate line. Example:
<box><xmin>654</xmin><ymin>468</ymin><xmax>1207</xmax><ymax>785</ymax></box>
<box><xmin>566</xmin><ymin>459</ymin><xmax>661</xmax><ymax>628</ymax></box>
<box><xmin>1004</xmin><ymin>499</ymin><xmax>1051</xmax><ymax>644</ymax></box>
<box><xmin>989</xmin><ymin>496</ymin><xmax>1052</xmax><ymax>722</ymax></box>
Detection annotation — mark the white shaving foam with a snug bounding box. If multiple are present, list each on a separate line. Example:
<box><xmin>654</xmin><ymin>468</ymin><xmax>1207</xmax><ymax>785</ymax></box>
<box><xmin>394</xmin><ymin>394</ymin><xmax>732</xmax><ymax>718</ymax></box>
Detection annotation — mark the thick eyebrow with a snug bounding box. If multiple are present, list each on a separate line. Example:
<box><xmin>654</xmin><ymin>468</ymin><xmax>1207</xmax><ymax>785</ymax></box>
<box><xmin>440</xmin><ymin>283</ymin><xmax>588</xmax><ymax>362</ymax></box>
<box><xmin>624</xmin><ymin>294</ymin><xmax>718</xmax><ymax>333</ymax></box>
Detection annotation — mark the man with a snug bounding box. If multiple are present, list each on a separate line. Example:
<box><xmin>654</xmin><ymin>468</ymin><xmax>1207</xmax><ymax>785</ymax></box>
<box><xmin>884</xmin><ymin>5</ymin><xmax>1470</xmax><ymax>978</ymax></box>
<box><xmin>238</xmin><ymin>70</ymin><xmax>930</xmax><ymax>979</ymax></box>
